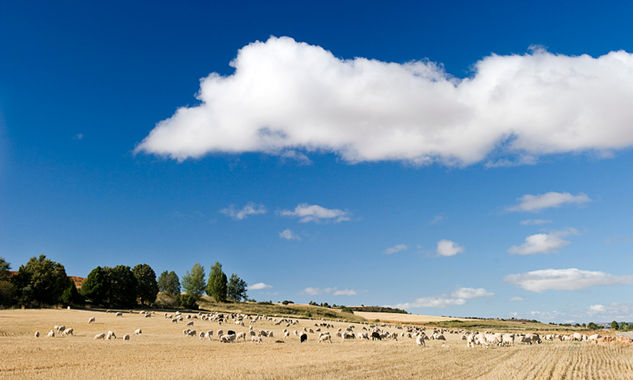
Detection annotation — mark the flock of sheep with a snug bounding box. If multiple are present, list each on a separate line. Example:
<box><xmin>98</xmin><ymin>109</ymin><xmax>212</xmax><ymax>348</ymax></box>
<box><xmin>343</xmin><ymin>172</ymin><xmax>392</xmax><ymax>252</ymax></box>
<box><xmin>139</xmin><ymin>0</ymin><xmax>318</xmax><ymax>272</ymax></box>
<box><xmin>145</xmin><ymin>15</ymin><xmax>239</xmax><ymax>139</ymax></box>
<box><xmin>32</xmin><ymin>308</ymin><xmax>612</xmax><ymax>349</ymax></box>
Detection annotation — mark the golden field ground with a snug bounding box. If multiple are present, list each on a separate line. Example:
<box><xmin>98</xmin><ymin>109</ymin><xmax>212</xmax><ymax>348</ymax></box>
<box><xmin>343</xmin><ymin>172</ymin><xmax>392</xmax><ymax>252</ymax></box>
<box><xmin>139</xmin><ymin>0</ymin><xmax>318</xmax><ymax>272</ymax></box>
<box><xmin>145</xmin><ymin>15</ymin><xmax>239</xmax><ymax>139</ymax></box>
<box><xmin>1</xmin><ymin>309</ymin><xmax>633</xmax><ymax>379</ymax></box>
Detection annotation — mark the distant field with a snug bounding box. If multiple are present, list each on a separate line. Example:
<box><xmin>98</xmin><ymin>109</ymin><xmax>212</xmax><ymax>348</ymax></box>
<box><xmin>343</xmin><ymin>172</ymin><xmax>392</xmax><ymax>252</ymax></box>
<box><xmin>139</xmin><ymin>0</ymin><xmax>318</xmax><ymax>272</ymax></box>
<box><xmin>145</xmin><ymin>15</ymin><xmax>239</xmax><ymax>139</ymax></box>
<box><xmin>2</xmin><ymin>309</ymin><xmax>632</xmax><ymax>379</ymax></box>
<box><xmin>353</xmin><ymin>311</ymin><xmax>472</xmax><ymax>323</ymax></box>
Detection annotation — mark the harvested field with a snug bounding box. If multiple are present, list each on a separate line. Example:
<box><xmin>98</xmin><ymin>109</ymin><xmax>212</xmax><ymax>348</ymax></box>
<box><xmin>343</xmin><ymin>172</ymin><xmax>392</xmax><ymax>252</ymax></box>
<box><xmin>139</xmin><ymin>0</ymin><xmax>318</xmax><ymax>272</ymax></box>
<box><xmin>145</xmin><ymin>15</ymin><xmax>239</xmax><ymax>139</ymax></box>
<box><xmin>1</xmin><ymin>309</ymin><xmax>632</xmax><ymax>379</ymax></box>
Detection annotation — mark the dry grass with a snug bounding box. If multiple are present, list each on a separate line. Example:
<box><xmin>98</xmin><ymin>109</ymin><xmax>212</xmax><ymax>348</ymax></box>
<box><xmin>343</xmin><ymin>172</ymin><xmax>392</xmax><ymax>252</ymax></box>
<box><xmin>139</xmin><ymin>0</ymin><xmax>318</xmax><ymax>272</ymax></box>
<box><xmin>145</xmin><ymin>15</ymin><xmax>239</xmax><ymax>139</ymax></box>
<box><xmin>1</xmin><ymin>309</ymin><xmax>632</xmax><ymax>379</ymax></box>
<box><xmin>353</xmin><ymin>311</ymin><xmax>474</xmax><ymax>323</ymax></box>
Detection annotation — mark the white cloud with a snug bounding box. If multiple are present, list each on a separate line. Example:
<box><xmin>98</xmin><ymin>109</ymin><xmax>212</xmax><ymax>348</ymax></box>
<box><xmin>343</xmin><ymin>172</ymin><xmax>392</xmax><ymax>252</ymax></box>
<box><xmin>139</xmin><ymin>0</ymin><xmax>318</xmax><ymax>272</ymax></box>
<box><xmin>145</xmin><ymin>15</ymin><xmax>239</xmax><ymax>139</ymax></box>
<box><xmin>73</xmin><ymin>133</ymin><xmax>84</xmax><ymax>140</ymax></box>
<box><xmin>303</xmin><ymin>287</ymin><xmax>357</xmax><ymax>296</ymax></box>
<box><xmin>279</xmin><ymin>228</ymin><xmax>301</xmax><ymax>240</ymax></box>
<box><xmin>137</xmin><ymin>37</ymin><xmax>633</xmax><ymax>166</ymax></box>
<box><xmin>248</xmin><ymin>282</ymin><xmax>272</xmax><ymax>290</ymax></box>
<box><xmin>385</xmin><ymin>244</ymin><xmax>407</xmax><ymax>254</ymax></box>
<box><xmin>508</xmin><ymin>228</ymin><xmax>577</xmax><ymax>255</ymax></box>
<box><xmin>509</xmin><ymin>296</ymin><xmax>524</xmax><ymax>302</ymax></box>
<box><xmin>281</xmin><ymin>203</ymin><xmax>350</xmax><ymax>223</ymax></box>
<box><xmin>392</xmin><ymin>287</ymin><xmax>493</xmax><ymax>309</ymax></box>
<box><xmin>280</xmin><ymin>150</ymin><xmax>312</xmax><ymax>165</ymax></box>
<box><xmin>221</xmin><ymin>202</ymin><xmax>267</xmax><ymax>220</ymax></box>
<box><xmin>451</xmin><ymin>287</ymin><xmax>494</xmax><ymax>299</ymax></box>
<box><xmin>303</xmin><ymin>287</ymin><xmax>321</xmax><ymax>295</ymax></box>
<box><xmin>520</xmin><ymin>219</ymin><xmax>551</xmax><ymax>225</ymax></box>
<box><xmin>505</xmin><ymin>268</ymin><xmax>633</xmax><ymax>292</ymax></box>
<box><xmin>333</xmin><ymin>289</ymin><xmax>357</xmax><ymax>296</ymax></box>
<box><xmin>588</xmin><ymin>304</ymin><xmax>606</xmax><ymax>313</ymax></box>
<box><xmin>508</xmin><ymin>192</ymin><xmax>591</xmax><ymax>212</ymax></box>
<box><xmin>429</xmin><ymin>215</ymin><xmax>445</xmax><ymax>225</ymax></box>
<box><xmin>436</xmin><ymin>239</ymin><xmax>464</xmax><ymax>256</ymax></box>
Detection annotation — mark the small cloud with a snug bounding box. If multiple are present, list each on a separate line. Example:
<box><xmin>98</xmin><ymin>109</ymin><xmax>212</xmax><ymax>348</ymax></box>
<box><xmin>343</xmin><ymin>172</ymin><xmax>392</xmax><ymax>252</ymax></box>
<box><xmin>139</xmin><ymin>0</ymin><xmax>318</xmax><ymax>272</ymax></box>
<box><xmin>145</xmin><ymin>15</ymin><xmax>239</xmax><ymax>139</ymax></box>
<box><xmin>221</xmin><ymin>202</ymin><xmax>267</xmax><ymax>220</ymax></box>
<box><xmin>429</xmin><ymin>214</ymin><xmax>445</xmax><ymax>225</ymax></box>
<box><xmin>73</xmin><ymin>133</ymin><xmax>84</xmax><ymax>140</ymax></box>
<box><xmin>505</xmin><ymin>268</ymin><xmax>633</xmax><ymax>292</ymax></box>
<box><xmin>249</xmin><ymin>282</ymin><xmax>272</xmax><ymax>290</ymax></box>
<box><xmin>507</xmin><ymin>192</ymin><xmax>591</xmax><ymax>212</ymax></box>
<box><xmin>391</xmin><ymin>287</ymin><xmax>492</xmax><ymax>310</ymax></box>
<box><xmin>436</xmin><ymin>239</ymin><xmax>464</xmax><ymax>256</ymax></box>
<box><xmin>384</xmin><ymin>244</ymin><xmax>407</xmax><ymax>255</ymax></box>
<box><xmin>281</xmin><ymin>203</ymin><xmax>350</xmax><ymax>223</ymax></box>
<box><xmin>508</xmin><ymin>228</ymin><xmax>578</xmax><ymax>255</ymax></box>
<box><xmin>588</xmin><ymin>304</ymin><xmax>605</xmax><ymax>313</ymax></box>
<box><xmin>280</xmin><ymin>150</ymin><xmax>312</xmax><ymax>165</ymax></box>
<box><xmin>303</xmin><ymin>287</ymin><xmax>356</xmax><ymax>296</ymax></box>
<box><xmin>279</xmin><ymin>228</ymin><xmax>301</xmax><ymax>241</ymax></box>
<box><xmin>333</xmin><ymin>289</ymin><xmax>357</xmax><ymax>296</ymax></box>
<box><xmin>520</xmin><ymin>219</ymin><xmax>551</xmax><ymax>226</ymax></box>
<box><xmin>451</xmin><ymin>287</ymin><xmax>494</xmax><ymax>299</ymax></box>
<box><xmin>303</xmin><ymin>287</ymin><xmax>321</xmax><ymax>295</ymax></box>
<box><xmin>509</xmin><ymin>296</ymin><xmax>524</xmax><ymax>302</ymax></box>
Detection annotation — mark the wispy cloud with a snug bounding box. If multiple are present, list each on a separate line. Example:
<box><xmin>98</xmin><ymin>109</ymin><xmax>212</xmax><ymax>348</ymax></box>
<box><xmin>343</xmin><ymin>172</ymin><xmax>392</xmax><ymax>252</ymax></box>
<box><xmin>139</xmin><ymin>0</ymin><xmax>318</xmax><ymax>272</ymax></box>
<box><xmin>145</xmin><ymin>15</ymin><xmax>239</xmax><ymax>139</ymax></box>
<box><xmin>384</xmin><ymin>244</ymin><xmax>407</xmax><ymax>255</ymax></box>
<box><xmin>509</xmin><ymin>296</ymin><xmax>524</xmax><ymax>302</ymax></box>
<box><xmin>302</xmin><ymin>287</ymin><xmax>357</xmax><ymax>296</ymax></box>
<box><xmin>391</xmin><ymin>287</ymin><xmax>493</xmax><ymax>309</ymax></box>
<box><xmin>436</xmin><ymin>239</ymin><xmax>464</xmax><ymax>256</ymax></box>
<box><xmin>508</xmin><ymin>228</ymin><xmax>578</xmax><ymax>255</ymax></box>
<box><xmin>73</xmin><ymin>133</ymin><xmax>84</xmax><ymax>140</ymax></box>
<box><xmin>220</xmin><ymin>202</ymin><xmax>267</xmax><ymax>220</ymax></box>
<box><xmin>280</xmin><ymin>150</ymin><xmax>312</xmax><ymax>165</ymax></box>
<box><xmin>281</xmin><ymin>203</ymin><xmax>350</xmax><ymax>223</ymax></box>
<box><xmin>248</xmin><ymin>282</ymin><xmax>272</xmax><ymax>290</ymax></box>
<box><xmin>520</xmin><ymin>219</ymin><xmax>551</xmax><ymax>226</ymax></box>
<box><xmin>279</xmin><ymin>228</ymin><xmax>301</xmax><ymax>240</ymax></box>
<box><xmin>429</xmin><ymin>214</ymin><xmax>445</xmax><ymax>225</ymax></box>
<box><xmin>508</xmin><ymin>192</ymin><xmax>591</xmax><ymax>212</ymax></box>
<box><xmin>505</xmin><ymin>268</ymin><xmax>633</xmax><ymax>292</ymax></box>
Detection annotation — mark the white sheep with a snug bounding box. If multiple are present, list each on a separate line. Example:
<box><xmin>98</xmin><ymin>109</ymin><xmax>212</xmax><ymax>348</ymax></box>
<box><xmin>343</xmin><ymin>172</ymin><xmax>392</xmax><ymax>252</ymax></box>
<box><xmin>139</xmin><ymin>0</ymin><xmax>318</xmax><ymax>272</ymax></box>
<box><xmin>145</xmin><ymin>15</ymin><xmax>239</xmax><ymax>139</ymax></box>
<box><xmin>220</xmin><ymin>334</ymin><xmax>236</xmax><ymax>343</ymax></box>
<box><xmin>47</xmin><ymin>330</ymin><xmax>55</xmax><ymax>337</ymax></box>
<box><xmin>416</xmin><ymin>335</ymin><xmax>426</xmax><ymax>346</ymax></box>
<box><xmin>34</xmin><ymin>331</ymin><xmax>40</xmax><ymax>338</ymax></box>
<box><xmin>106</xmin><ymin>330</ymin><xmax>116</xmax><ymax>340</ymax></box>
<box><xmin>88</xmin><ymin>316</ymin><xmax>96</xmax><ymax>324</ymax></box>
<box><xmin>134</xmin><ymin>328</ymin><xmax>142</xmax><ymax>335</ymax></box>
<box><xmin>116</xmin><ymin>312</ymin><xmax>123</xmax><ymax>317</ymax></box>
<box><xmin>64</xmin><ymin>328</ymin><xmax>74</xmax><ymax>336</ymax></box>
<box><xmin>94</xmin><ymin>333</ymin><xmax>106</xmax><ymax>340</ymax></box>
<box><xmin>123</xmin><ymin>334</ymin><xmax>130</xmax><ymax>340</ymax></box>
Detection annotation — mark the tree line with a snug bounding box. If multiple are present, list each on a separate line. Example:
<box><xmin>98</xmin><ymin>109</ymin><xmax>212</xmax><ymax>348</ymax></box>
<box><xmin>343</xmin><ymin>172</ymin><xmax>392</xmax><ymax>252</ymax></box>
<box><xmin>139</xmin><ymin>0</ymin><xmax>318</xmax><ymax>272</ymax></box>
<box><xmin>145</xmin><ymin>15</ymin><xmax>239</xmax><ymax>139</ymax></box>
<box><xmin>0</xmin><ymin>256</ymin><xmax>248</xmax><ymax>310</ymax></box>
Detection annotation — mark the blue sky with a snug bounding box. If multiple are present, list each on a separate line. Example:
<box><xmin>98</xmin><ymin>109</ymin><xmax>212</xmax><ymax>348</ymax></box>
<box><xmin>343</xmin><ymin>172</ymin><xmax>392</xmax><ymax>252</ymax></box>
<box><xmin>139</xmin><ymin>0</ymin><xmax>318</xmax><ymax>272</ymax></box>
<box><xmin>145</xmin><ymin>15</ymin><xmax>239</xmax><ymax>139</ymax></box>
<box><xmin>2</xmin><ymin>1</ymin><xmax>633</xmax><ymax>322</ymax></box>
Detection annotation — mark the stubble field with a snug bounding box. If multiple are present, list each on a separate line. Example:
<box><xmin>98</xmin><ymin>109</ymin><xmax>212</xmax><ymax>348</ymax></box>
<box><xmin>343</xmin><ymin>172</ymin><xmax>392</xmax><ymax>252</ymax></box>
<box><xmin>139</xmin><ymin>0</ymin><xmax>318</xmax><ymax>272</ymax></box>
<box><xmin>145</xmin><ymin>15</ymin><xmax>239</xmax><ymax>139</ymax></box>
<box><xmin>1</xmin><ymin>309</ymin><xmax>632</xmax><ymax>379</ymax></box>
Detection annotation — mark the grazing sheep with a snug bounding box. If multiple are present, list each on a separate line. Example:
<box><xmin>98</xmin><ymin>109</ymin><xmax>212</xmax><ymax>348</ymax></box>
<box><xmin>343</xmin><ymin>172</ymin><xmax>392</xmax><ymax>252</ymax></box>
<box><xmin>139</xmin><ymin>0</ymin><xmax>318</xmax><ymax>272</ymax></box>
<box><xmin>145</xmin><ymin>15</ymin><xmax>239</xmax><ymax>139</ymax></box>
<box><xmin>199</xmin><ymin>331</ymin><xmax>205</xmax><ymax>339</ymax></box>
<box><xmin>186</xmin><ymin>321</ymin><xmax>194</xmax><ymax>326</ymax></box>
<box><xmin>64</xmin><ymin>328</ymin><xmax>74</xmax><ymax>336</ymax></box>
<box><xmin>94</xmin><ymin>333</ymin><xmax>106</xmax><ymax>340</ymax></box>
<box><xmin>220</xmin><ymin>334</ymin><xmax>236</xmax><ymax>343</ymax></box>
<box><xmin>371</xmin><ymin>331</ymin><xmax>381</xmax><ymax>341</ymax></box>
<box><xmin>318</xmin><ymin>333</ymin><xmax>332</xmax><ymax>343</ymax></box>
<box><xmin>116</xmin><ymin>312</ymin><xmax>123</xmax><ymax>317</ymax></box>
<box><xmin>416</xmin><ymin>335</ymin><xmax>426</xmax><ymax>346</ymax></box>
<box><xmin>123</xmin><ymin>334</ymin><xmax>130</xmax><ymax>340</ymax></box>
<box><xmin>88</xmin><ymin>316</ymin><xmax>96</xmax><ymax>324</ymax></box>
<box><xmin>134</xmin><ymin>329</ymin><xmax>142</xmax><ymax>335</ymax></box>
<box><xmin>106</xmin><ymin>331</ymin><xmax>116</xmax><ymax>340</ymax></box>
<box><xmin>236</xmin><ymin>332</ymin><xmax>246</xmax><ymax>341</ymax></box>
<box><xmin>34</xmin><ymin>331</ymin><xmax>40</xmax><ymax>338</ymax></box>
<box><xmin>251</xmin><ymin>335</ymin><xmax>263</xmax><ymax>343</ymax></box>
<box><xmin>300</xmin><ymin>333</ymin><xmax>308</xmax><ymax>343</ymax></box>
<box><xmin>47</xmin><ymin>330</ymin><xmax>55</xmax><ymax>337</ymax></box>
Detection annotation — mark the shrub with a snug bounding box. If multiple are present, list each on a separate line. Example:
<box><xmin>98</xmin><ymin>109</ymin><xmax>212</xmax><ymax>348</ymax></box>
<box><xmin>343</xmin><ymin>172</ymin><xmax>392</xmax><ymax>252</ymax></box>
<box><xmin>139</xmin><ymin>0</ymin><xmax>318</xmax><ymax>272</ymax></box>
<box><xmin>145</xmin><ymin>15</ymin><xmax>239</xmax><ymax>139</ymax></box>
<box><xmin>180</xmin><ymin>293</ymin><xmax>199</xmax><ymax>310</ymax></box>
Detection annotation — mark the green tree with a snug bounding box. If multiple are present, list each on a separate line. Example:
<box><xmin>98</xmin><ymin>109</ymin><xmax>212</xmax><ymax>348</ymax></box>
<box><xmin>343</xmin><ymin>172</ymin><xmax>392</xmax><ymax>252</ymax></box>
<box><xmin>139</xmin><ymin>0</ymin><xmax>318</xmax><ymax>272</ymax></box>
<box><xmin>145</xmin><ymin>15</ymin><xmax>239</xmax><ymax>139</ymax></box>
<box><xmin>611</xmin><ymin>320</ymin><xmax>619</xmax><ymax>330</ymax></box>
<box><xmin>81</xmin><ymin>266</ymin><xmax>110</xmax><ymax>306</ymax></box>
<box><xmin>108</xmin><ymin>265</ymin><xmax>138</xmax><ymax>307</ymax></box>
<box><xmin>182</xmin><ymin>263</ymin><xmax>205</xmax><ymax>298</ymax></box>
<box><xmin>12</xmin><ymin>255</ymin><xmax>68</xmax><ymax>306</ymax></box>
<box><xmin>60</xmin><ymin>278</ymin><xmax>84</xmax><ymax>306</ymax></box>
<box><xmin>132</xmin><ymin>264</ymin><xmax>159</xmax><ymax>305</ymax></box>
<box><xmin>206</xmin><ymin>261</ymin><xmax>227</xmax><ymax>302</ymax></box>
<box><xmin>227</xmin><ymin>273</ymin><xmax>247</xmax><ymax>302</ymax></box>
<box><xmin>0</xmin><ymin>257</ymin><xmax>17</xmax><ymax>306</ymax></box>
<box><xmin>619</xmin><ymin>322</ymin><xmax>629</xmax><ymax>331</ymax></box>
<box><xmin>157</xmin><ymin>270</ymin><xmax>180</xmax><ymax>295</ymax></box>
<box><xmin>587</xmin><ymin>322</ymin><xmax>600</xmax><ymax>330</ymax></box>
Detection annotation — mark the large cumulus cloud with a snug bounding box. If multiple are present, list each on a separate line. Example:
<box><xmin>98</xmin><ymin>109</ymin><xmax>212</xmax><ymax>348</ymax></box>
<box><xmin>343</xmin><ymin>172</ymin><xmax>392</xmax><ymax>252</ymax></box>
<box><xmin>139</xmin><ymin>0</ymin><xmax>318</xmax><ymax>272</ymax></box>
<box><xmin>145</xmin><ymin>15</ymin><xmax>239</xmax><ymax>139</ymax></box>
<box><xmin>136</xmin><ymin>37</ymin><xmax>633</xmax><ymax>165</ymax></box>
